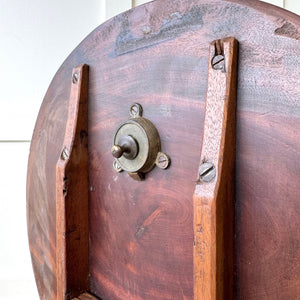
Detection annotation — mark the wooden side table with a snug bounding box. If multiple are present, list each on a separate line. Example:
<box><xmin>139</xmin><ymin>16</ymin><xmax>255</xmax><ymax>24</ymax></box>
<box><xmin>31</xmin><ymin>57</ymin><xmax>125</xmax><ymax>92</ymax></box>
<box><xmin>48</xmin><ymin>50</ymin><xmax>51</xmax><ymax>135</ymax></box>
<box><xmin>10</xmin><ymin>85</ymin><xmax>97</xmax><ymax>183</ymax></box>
<box><xmin>27</xmin><ymin>1</ymin><xmax>300</xmax><ymax>299</ymax></box>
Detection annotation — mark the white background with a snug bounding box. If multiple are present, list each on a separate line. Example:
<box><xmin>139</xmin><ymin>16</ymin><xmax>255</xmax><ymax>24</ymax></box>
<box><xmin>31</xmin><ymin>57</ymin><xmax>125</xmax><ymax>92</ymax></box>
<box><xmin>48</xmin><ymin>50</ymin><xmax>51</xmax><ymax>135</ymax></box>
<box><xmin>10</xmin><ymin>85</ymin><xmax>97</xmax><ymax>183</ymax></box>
<box><xmin>0</xmin><ymin>0</ymin><xmax>298</xmax><ymax>299</ymax></box>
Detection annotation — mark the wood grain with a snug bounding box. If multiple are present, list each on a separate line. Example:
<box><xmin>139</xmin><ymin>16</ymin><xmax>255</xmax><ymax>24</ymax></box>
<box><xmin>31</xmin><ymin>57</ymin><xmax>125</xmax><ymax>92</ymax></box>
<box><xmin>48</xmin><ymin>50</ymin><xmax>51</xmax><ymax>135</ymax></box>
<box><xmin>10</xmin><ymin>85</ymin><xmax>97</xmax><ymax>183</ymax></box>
<box><xmin>193</xmin><ymin>37</ymin><xmax>238</xmax><ymax>300</ymax></box>
<box><xmin>56</xmin><ymin>64</ymin><xmax>89</xmax><ymax>299</ymax></box>
<box><xmin>26</xmin><ymin>1</ymin><xmax>300</xmax><ymax>299</ymax></box>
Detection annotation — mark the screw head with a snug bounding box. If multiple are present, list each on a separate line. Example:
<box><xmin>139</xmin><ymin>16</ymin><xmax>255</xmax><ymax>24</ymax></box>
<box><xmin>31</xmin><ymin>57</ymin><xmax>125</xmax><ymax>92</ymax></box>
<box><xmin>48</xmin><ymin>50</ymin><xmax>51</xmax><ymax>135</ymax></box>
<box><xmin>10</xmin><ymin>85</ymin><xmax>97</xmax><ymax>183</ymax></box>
<box><xmin>199</xmin><ymin>162</ymin><xmax>216</xmax><ymax>182</ymax></box>
<box><xmin>142</xmin><ymin>25</ymin><xmax>152</xmax><ymax>35</ymax></box>
<box><xmin>113</xmin><ymin>159</ymin><xmax>123</xmax><ymax>173</ymax></box>
<box><xmin>61</xmin><ymin>147</ymin><xmax>69</xmax><ymax>161</ymax></box>
<box><xmin>211</xmin><ymin>55</ymin><xmax>225</xmax><ymax>70</ymax></box>
<box><xmin>156</xmin><ymin>152</ymin><xmax>170</xmax><ymax>169</ymax></box>
<box><xmin>130</xmin><ymin>103</ymin><xmax>143</xmax><ymax>118</ymax></box>
<box><xmin>72</xmin><ymin>72</ymin><xmax>78</xmax><ymax>84</ymax></box>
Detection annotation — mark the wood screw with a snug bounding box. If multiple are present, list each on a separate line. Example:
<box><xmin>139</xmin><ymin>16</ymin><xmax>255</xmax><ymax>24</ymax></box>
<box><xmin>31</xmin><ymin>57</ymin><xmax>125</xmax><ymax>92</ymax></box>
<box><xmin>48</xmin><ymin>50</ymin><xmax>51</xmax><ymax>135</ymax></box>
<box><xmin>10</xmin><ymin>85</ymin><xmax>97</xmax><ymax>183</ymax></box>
<box><xmin>142</xmin><ymin>26</ymin><xmax>151</xmax><ymax>34</ymax></box>
<box><xmin>72</xmin><ymin>72</ymin><xmax>78</xmax><ymax>84</ymax></box>
<box><xmin>129</xmin><ymin>103</ymin><xmax>143</xmax><ymax>118</ymax></box>
<box><xmin>211</xmin><ymin>54</ymin><xmax>225</xmax><ymax>70</ymax></box>
<box><xmin>61</xmin><ymin>147</ymin><xmax>69</xmax><ymax>160</ymax></box>
<box><xmin>199</xmin><ymin>162</ymin><xmax>216</xmax><ymax>182</ymax></box>
<box><xmin>113</xmin><ymin>159</ymin><xmax>123</xmax><ymax>173</ymax></box>
<box><xmin>156</xmin><ymin>152</ymin><xmax>170</xmax><ymax>169</ymax></box>
<box><xmin>158</xmin><ymin>156</ymin><xmax>167</xmax><ymax>167</ymax></box>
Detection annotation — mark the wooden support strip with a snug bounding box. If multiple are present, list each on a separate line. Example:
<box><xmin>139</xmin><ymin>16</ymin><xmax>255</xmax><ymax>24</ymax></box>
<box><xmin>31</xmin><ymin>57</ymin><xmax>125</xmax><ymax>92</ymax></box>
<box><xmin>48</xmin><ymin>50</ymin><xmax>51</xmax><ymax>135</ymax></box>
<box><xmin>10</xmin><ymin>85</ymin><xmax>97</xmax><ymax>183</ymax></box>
<box><xmin>193</xmin><ymin>37</ymin><xmax>238</xmax><ymax>300</ymax></box>
<box><xmin>56</xmin><ymin>64</ymin><xmax>89</xmax><ymax>300</ymax></box>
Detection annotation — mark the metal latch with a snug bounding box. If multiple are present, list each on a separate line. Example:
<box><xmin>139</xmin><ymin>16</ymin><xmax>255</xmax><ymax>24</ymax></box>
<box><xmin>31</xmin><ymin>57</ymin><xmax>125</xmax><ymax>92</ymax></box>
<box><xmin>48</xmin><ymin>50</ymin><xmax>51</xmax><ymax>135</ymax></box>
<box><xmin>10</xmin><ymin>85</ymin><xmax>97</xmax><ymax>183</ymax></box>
<box><xmin>111</xmin><ymin>103</ymin><xmax>170</xmax><ymax>180</ymax></box>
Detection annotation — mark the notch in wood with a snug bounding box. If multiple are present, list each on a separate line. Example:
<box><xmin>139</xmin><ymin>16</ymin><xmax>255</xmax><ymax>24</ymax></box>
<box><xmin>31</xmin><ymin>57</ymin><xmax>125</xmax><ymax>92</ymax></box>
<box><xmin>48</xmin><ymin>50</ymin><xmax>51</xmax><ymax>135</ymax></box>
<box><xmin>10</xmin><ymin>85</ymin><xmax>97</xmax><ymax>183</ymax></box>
<box><xmin>193</xmin><ymin>37</ymin><xmax>238</xmax><ymax>300</ymax></box>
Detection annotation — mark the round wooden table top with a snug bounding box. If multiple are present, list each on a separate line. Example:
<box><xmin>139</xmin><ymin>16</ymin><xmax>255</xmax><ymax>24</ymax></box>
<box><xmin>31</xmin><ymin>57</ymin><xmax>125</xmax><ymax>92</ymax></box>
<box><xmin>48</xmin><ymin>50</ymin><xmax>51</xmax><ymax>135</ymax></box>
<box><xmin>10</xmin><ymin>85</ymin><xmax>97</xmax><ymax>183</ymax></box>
<box><xmin>27</xmin><ymin>0</ymin><xmax>300</xmax><ymax>299</ymax></box>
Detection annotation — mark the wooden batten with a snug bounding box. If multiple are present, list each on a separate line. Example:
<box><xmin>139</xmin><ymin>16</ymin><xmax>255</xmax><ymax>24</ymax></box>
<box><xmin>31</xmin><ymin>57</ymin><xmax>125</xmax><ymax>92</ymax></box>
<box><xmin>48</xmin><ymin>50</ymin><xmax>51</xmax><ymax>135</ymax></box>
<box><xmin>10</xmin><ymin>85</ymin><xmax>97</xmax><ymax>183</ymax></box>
<box><xmin>193</xmin><ymin>37</ymin><xmax>238</xmax><ymax>300</ymax></box>
<box><xmin>56</xmin><ymin>64</ymin><xmax>90</xmax><ymax>300</ymax></box>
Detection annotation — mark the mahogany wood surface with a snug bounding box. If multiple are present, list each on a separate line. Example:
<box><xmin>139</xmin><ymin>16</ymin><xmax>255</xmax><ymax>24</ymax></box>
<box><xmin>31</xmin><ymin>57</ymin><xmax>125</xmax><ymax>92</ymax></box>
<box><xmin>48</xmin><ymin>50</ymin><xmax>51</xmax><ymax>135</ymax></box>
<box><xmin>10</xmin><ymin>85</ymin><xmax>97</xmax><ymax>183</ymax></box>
<box><xmin>56</xmin><ymin>65</ymin><xmax>89</xmax><ymax>299</ymax></box>
<box><xmin>27</xmin><ymin>0</ymin><xmax>300</xmax><ymax>299</ymax></box>
<box><xmin>193</xmin><ymin>37</ymin><xmax>238</xmax><ymax>300</ymax></box>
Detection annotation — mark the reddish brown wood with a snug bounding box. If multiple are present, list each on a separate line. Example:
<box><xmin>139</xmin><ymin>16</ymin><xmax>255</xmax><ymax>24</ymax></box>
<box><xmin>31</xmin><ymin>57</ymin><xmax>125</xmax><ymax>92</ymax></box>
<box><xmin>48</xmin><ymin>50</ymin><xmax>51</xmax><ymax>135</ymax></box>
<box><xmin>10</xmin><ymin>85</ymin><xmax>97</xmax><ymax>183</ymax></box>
<box><xmin>26</xmin><ymin>1</ymin><xmax>300</xmax><ymax>299</ymax></box>
<box><xmin>56</xmin><ymin>64</ymin><xmax>89</xmax><ymax>299</ymax></box>
<box><xmin>193</xmin><ymin>37</ymin><xmax>238</xmax><ymax>300</ymax></box>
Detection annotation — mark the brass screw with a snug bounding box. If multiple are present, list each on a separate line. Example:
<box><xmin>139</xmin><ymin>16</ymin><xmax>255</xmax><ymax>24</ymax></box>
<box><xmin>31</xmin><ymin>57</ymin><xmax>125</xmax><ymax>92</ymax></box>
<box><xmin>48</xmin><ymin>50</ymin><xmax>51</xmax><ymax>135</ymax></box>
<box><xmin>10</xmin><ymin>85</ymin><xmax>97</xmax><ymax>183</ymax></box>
<box><xmin>113</xmin><ymin>159</ymin><xmax>123</xmax><ymax>173</ymax></box>
<box><xmin>199</xmin><ymin>162</ymin><xmax>216</xmax><ymax>182</ymax></box>
<box><xmin>130</xmin><ymin>105</ymin><xmax>138</xmax><ymax>115</ymax></box>
<box><xmin>156</xmin><ymin>152</ymin><xmax>170</xmax><ymax>169</ymax></box>
<box><xmin>72</xmin><ymin>72</ymin><xmax>78</xmax><ymax>84</ymax></box>
<box><xmin>130</xmin><ymin>103</ymin><xmax>143</xmax><ymax>118</ymax></box>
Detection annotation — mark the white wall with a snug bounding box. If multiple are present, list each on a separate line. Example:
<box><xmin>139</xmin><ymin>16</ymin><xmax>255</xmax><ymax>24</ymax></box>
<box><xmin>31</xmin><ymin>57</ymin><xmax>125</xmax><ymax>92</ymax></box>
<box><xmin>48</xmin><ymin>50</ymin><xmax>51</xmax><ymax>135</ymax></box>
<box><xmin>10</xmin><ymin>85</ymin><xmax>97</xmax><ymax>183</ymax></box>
<box><xmin>0</xmin><ymin>0</ymin><xmax>298</xmax><ymax>299</ymax></box>
<box><xmin>0</xmin><ymin>142</ymin><xmax>35</xmax><ymax>299</ymax></box>
<box><xmin>285</xmin><ymin>0</ymin><xmax>300</xmax><ymax>14</ymax></box>
<box><xmin>0</xmin><ymin>1</ymin><xmax>105</xmax><ymax>299</ymax></box>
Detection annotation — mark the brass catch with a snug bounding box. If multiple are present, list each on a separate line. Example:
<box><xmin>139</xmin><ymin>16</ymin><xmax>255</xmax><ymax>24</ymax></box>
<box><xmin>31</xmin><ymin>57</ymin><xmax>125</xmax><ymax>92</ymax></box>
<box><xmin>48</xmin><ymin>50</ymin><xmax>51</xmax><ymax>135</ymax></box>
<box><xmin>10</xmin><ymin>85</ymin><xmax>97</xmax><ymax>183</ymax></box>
<box><xmin>111</xmin><ymin>103</ymin><xmax>170</xmax><ymax>180</ymax></box>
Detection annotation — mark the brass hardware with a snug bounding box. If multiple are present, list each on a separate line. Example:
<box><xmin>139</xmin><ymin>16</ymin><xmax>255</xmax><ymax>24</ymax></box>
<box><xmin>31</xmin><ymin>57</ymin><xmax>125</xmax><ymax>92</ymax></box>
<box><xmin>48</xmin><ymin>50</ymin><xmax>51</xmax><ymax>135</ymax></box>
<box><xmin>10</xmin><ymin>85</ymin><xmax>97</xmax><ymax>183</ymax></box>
<box><xmin>112</xmin><ymin>159</ymin><xmax>123</xmax><ymax>173</ymax></box>
<box><xmin>111</xmin><ymin>103</ymin><xmax>170</xmax><ymax>180</ymax></box>
<box><xmin>111</xmin><ymin>145</ymin><xmax>123</xmax><ymax>158</ymax></box>
<box><xmin>129</xmin><ymin>103</ymin><xmax>143</xmax><ymax>118</ymax></box>
<box><xmin>128</xmin><ymin>172</ymin><xmax>145</xmax><ymax>181</ymax></box>
<box><xmin>111</xmin><ymin>135</ymin><xmax>138</xmax><ymax>160</ymax></box>
<box><xmin>156</xmin><ymin>152</ymin><xmax>171</xmax><ymax>170</ymax></box>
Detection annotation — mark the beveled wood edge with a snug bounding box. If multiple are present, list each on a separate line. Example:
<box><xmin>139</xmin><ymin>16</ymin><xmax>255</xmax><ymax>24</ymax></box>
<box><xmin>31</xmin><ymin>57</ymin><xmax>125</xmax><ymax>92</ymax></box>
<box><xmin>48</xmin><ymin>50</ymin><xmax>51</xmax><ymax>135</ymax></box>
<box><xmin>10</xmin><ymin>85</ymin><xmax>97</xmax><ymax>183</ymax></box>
<box><xmin>56</xmin><ymin>64</ymin><xmax>89</xmax><ymax>299</ymax></box>
<box><xmin>193</xmin><ymin>37</ymin><xmax>238</xmax><ymax>300</ymax></box>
